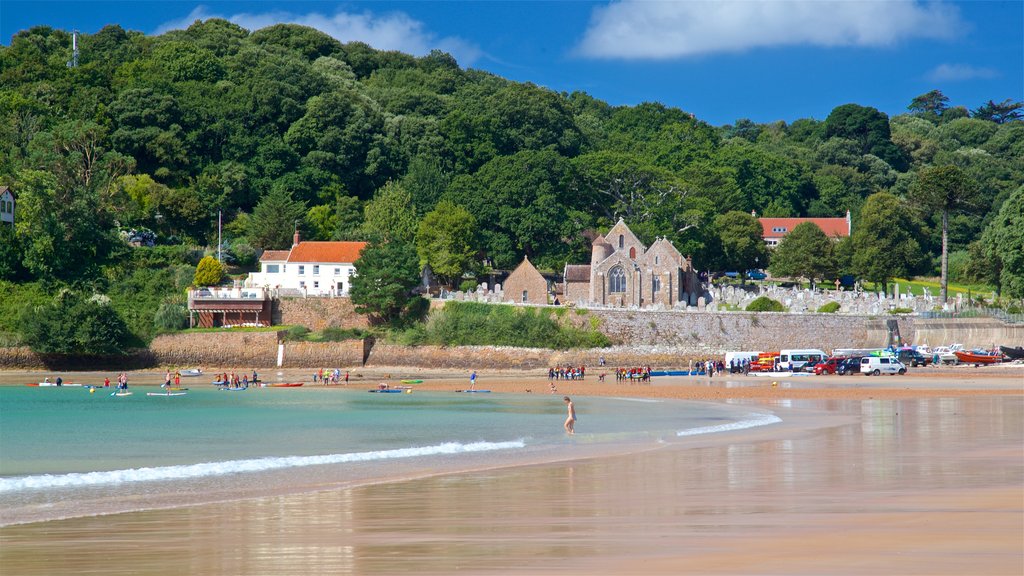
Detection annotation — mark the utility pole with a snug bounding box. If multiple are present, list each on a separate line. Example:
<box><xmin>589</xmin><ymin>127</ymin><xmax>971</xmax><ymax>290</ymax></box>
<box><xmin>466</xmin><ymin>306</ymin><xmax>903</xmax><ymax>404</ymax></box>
<box><xmin>67</xmin><ymin>30</ymin><xmax>79</xmax><ymax>68</ymax></box>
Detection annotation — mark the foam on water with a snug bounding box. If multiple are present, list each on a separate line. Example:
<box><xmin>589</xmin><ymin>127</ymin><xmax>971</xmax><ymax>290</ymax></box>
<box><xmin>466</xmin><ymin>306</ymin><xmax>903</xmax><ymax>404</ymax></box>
<box><xmin>0</xmin><ymin>440</ymin><xmax>525</xmax><ymax>493</ymax></box>
<box><xmin>676</xmin><ymin>413</ymin><xmax>782</xmax><ymax>437</ymax></box>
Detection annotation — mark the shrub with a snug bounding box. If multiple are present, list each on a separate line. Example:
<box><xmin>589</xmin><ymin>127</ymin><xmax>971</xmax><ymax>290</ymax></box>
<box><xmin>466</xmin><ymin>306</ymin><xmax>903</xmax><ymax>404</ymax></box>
<box><xmin>193</xmin><ymin>256</ymin><xmax>225</xmax><ymax>287</ymax></box>
<box><xmin>315</xmin><ymin>327</ymin><xmax>368</xmax><ymax>341</ymax></box>
<box><xmin>154</xmin><ymin>303</ymin><xmax>189</xmax><ymax>332</ymax></box>
<box><xmin>459</xmin><ymin>279</ymin><xmax>478</xmax><ymax>292</ymax></box>
<box><xmin>284</xmin><ymin>325</ymin><xmax>310</xmax><ymax>341</ymax></box>
<box><xmin>817</xmin><ymin>301</ymin><xmax>841</xmax><ymax>313</ymax></box>
<box><xmin>20</xmin><ymin>291</ymin><xmax>131</xmax><ymax>355</ymax></box>
<box><xmin>746</xmin><ymin>296</ymin><xmax>786</xmax><ymax>312</ymax></box>
<box><xmin>889</xmin><ymin>307</ymin><xmax>914</xmax><ymax>314</ymax></box>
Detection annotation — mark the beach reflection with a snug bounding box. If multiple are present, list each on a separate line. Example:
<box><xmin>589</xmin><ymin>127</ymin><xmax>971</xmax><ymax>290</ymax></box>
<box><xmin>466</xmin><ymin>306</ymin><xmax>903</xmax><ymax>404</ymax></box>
<box><xmin>2</xmin><ymin>396</ymin><xmax>1021</xmax><ymax>575</ymax></box>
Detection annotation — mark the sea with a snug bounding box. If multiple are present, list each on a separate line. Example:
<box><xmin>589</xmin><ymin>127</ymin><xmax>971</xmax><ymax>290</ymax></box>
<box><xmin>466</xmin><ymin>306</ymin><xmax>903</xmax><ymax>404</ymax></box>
<box><xmin>0</xmin><ymin>385</ymin><xmax>781</xmax><ymax>526</ymax></box>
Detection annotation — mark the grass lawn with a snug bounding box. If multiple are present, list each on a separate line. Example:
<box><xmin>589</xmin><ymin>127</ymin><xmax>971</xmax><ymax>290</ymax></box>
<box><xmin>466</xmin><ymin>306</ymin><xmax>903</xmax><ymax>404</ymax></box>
<box><xmin>180</xmin><ymin>325</ymin><xmax>290</xmax><ymax>334</ymax></box>
<box><xmin>866</xmin><ymin>278</ymin><xmax>999</xmax><ymax>299</ymax></box>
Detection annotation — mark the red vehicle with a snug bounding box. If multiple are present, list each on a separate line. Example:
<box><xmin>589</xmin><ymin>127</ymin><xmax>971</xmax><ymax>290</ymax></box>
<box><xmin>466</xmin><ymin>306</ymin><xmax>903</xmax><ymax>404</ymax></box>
<box><xmin>813</xmin><ymin>357</ymin><xmax>848</xmax><ymax>375</ymax></box>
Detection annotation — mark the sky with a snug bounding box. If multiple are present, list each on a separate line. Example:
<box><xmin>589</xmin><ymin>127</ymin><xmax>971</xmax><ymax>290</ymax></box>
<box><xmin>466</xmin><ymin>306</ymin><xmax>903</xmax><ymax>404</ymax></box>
<box><xmin>2</xmin><ymin>0</ymin><xmax>1021</xmax><ymax>126</ymax></box>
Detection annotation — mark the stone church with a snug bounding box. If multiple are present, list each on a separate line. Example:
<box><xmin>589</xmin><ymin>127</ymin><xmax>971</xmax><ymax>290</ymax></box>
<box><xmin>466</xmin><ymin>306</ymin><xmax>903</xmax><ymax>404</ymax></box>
<box><xmin>563</xmin><ymin>219</ymin><xmax>701</xmax><ymax>308</ymax></box>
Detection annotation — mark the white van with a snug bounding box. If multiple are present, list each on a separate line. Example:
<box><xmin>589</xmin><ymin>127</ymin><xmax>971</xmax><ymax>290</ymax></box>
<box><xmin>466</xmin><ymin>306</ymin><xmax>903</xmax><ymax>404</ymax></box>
<box><xmin>778</xmin><ymin>349</ymin><xmax>827</xmax><ymax>372</ymax></box>
<box><xmin>860</xmin><ymin>356</ymin><xmax>907</xmax><ymax>376</ymax></box>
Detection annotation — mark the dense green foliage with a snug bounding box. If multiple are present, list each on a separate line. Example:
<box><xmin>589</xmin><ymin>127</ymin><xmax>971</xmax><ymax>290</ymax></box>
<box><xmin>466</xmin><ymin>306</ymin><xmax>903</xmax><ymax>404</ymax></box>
<box><xmin>816</xmin><ymin>301</ymin><xmax>841</xmax><ymax>313</ymax></box>
<box><xmin>192</xmin><ymin>256</ymin><xmax>225</xmax><ymax>286</ymax></box>
<box><xmin>769</xmin><ymin>222</ymin><xmax>838</xmax><ymax>286</ymax></box>
<box><xmin>349</xmin><ymin>239</ymin><xmax>425</xmax><ymax>325</ymax></box>
<box><xmin>745</xmin><ymin>296</ymin><xmax>786</xmax><ymax>312</ymax></box>
<box><xmin>399</xmin><ymin>301</ymin><xmax>611</xmax><ymax>349</ymax></box>
<box><xmin>0</xmin><ymin>21</ymin><xmax>1020</xmax><ymax>352</ymax></box>
<box><xmin>20</xmin><ymin>291</ymin><xmax>131</xmax><ymax>355</ymax></box>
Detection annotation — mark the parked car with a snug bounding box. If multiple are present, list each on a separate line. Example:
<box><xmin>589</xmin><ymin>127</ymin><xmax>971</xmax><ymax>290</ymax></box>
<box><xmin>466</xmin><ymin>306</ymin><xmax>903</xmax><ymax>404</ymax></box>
<box><xmin>813</xmin><ymin>357</ymin><xmax>848</xmax><ymax>375</ymax></box>
<box><xmin>836</xmin><ymin>357</ymin><xmax>864</xmax><ymax>376</ymax></box>
<box><xmin>895</xmin><ymin>349</ymin><xmax>931</xmax><ymax>367</ymax></box>
<box><xmin>746</xmin><ymin>269</ymin><xmax>767</xmax><ymax>280</ymax></box>
<box><xmin>860</xmin><ymin>356</ymin><xmax>907</xmax><ymax>376</ymax></box>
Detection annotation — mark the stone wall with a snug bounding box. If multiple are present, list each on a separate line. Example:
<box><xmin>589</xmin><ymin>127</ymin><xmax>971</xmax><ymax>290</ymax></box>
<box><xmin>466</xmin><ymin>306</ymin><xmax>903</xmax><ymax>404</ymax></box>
<box><xmin>149</xmin><ymin>331</ymin><xmax>282</xmax><ymax>367</ymax></box>
<box><xmin>279</xmin><ymin>340</ymin><xmax>365</xmax><ymax>368</ymax></box>
<box><xmin>913</xmin><ymin>318</ymin><xmax>1024</xmax><ymax>349</ymax></box>
<box><xmin>277</xmin><ymin>297</ymin><xmax>370</xmax><ymax>331</ymax></box>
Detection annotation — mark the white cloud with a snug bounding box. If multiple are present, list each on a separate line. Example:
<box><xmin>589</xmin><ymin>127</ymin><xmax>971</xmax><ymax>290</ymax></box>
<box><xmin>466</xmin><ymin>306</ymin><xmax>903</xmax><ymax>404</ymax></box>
<box><xmin>154</xmin><ymin>5</ymin><xmax>482</xmax><ymax>65</ymax></box>
<box><xmin>576</xmin><ymin>0</ymin><xmax>962</xmax><ymax>59</ymax></box>
<box><xmin>926</xmin><ymin>63</ymin><xmax>999</xmax><ymax>82</ymax></box>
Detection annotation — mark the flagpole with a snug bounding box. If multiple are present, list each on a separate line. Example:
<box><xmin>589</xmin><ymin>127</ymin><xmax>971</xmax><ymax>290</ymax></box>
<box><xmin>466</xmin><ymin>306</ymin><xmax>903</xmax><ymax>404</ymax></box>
<box><xmin>218</xmin><ymin>210</ymin><xmax>222</xmax><ymax>262</ymax></box>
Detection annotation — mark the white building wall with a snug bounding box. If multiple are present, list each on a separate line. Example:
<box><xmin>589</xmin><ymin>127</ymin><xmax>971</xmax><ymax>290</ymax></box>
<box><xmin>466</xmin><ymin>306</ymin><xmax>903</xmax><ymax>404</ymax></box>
<box><xmin>0</xmin><ymin>191</ymin><xmax>13</xmax><ymax>225</ymax></box>
<box><xmin>247</xmin><ymin>261</ymin><xmax>358</xmax><ymax>296</ymax></box>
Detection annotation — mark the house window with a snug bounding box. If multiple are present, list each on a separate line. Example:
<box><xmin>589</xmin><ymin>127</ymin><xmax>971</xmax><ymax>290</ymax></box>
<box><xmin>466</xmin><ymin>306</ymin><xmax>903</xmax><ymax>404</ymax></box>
<box><xmin>522</xmin><ymin>290</ymin><xmax>528</xmax><ymax>303</ymax></box>
<box><xmin>609</xmin><ymin>266</ymin><xmax>626</xmax><ymax>293</ymax></box>
<box><xmin>618</xmin><ymin>234</ymin><xmax>624</xmax><ymax>249</ymax></box>
<box><xmin>313</xmin><ymin>265</ymin><xmax>320</xmax><ymax>275</ymax></box>
<box><xmin>299</xmin><ymin>281</ymin><xmax>306</xmax><ymax>288</ymax></box>
<box><xmin>298</xmin><ymin>265</ymin><xmax>305</xmax><ymax>275</ymax></box>
<box><xmin>772</xmin><ymin>227</ymin><xmax>788</xmax><ymax>233</ymax></box>
<box><xmin>266</xmin><ymin>264</ymin><xmax>280</xmax><ymax>274</ymax></box>
<box><xmin>334</xmin><ymin>268</ymin><xmax>341</xmax><ymax>276</ymax></box>
<box><xmin>313</xmin><ymin>281</ymin><xmax>319</xmax><ymax>289</ymax></box>
<box><xmin>652</xmin><ymin>276</ymin><xmax>661</xmax><ymax>293</ymax></box>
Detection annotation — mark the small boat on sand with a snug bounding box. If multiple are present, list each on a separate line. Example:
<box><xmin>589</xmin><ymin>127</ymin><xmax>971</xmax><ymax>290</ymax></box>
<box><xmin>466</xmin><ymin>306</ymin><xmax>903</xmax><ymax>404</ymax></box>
<box><xmin>999</xmin><ymin>346</ymin><xmax>1024</xmax><ymax>360</ymax></box>
<box><xmin>179</xmin><ymin>369</ymin><xmax>203</xmax><ymax>377</ymax></box>
<box><xmin>269</xmin><ymin>382</ymin><xmax>303</xmax><ymax>387</ymax></box>
<box><xmin>953</xmin><ymin>350</ymin><xmax>1003</xmax><ymax>365</ymax></box>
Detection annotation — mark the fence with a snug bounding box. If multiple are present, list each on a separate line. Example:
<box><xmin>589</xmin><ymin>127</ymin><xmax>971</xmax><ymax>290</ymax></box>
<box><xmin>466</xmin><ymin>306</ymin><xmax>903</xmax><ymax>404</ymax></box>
<box><xmin>920</xmin><ymin>307</ymin><xmax>1024</xmax><ymax>324</ymax></box>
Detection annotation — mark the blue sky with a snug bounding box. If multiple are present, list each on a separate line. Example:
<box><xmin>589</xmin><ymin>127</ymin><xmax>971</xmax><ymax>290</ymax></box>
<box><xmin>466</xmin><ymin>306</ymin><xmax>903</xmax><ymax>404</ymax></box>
<box><xmin>2</xmin><ymin>1</ymin><xmax>1021</xmax><ymax>126</ymax></box>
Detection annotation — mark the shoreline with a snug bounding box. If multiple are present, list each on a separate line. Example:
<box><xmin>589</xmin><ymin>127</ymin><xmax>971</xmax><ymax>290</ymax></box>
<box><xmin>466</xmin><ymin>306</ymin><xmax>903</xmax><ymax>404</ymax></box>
<box><xmin>2</xmin><ymin>368</ymin><xmax>1021</xmax><ymax>574</ymax></box>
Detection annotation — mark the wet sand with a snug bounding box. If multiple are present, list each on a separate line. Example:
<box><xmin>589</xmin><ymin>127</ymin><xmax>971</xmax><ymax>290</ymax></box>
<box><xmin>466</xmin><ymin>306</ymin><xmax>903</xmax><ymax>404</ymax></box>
<box><xmin>1</xmin><ymin>367</ymin><xmax>1022</xmax><ymax>575</ymax></box>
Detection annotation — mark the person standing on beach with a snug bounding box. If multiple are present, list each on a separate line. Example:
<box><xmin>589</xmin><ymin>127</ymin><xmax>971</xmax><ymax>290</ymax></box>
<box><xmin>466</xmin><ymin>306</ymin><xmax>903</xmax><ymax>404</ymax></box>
<box><xmin>564</xmin><ymin>396</ymin><xmax>576</xmax><ymax>435</ymax></box>
<box><xmin>470</xmin><ymin>371</ymin><xmax>477</xmax><ymax>390</ymax></box>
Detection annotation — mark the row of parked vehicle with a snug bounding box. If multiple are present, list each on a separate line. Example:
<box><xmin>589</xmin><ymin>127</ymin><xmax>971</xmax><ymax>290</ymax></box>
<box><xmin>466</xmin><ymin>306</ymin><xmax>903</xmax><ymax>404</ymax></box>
<box><xmin>812</xmin><ymin>348</ymin><xmax>931</xmax><ymax>376</ymax></box>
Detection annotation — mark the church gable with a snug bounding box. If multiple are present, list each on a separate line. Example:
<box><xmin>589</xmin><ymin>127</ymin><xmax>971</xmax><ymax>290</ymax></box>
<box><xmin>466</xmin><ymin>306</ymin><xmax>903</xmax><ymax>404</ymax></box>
<box><xmin>602</xmin><ymin>219</ymin><xmax>645</xmax><ymax>260</ymax></box>
<box><xmin>638</xmin><ymin>238</ymin><xmax>684</xmax><ymax>270</ymax></box>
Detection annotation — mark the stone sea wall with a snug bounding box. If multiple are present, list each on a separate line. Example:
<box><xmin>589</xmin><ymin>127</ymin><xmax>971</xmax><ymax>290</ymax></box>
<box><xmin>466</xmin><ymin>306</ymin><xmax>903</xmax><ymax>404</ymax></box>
<box><xmin>277</xmin><ymin>297</ymin><xmax>369</xmax><ymax>331</ymax></box>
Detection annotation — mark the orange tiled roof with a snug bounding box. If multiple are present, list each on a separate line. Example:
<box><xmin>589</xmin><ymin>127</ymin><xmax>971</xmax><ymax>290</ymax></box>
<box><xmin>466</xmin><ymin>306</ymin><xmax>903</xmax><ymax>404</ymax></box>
<box><xmin>759</xmin><ymin>218</ymin><xmax>849</xmax><ymax>239</ymax></box>
<box><xmin>259</xmin><ymin>250</ymin><xmax>291</xmax><ymax>262</ymax></box>
<box><xmin>287</xmin><ymin>241</ymin><xmax>367</xmax><ymax>264</ymax></box>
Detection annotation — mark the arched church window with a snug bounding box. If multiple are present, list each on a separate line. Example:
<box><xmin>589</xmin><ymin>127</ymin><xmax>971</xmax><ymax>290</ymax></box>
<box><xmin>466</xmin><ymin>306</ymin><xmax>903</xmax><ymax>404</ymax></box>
<box><xmin>618</xmin><ymin>234</ymin><xmax>624</xmax><ymax>249</ymax></box>
<box><xmin>652</xmin><ymin>276</ymin><xmax>661</xmax><ymax>293</ymax></box>
<box><xmin>609</xmin><ymin>266</ymin><xmax>626</xmax><ymax>293</ymax></box>
<box><xmin>629</xmin><ymin>247</ymin><xmax>636</xmax><ymax>259</ymax></box>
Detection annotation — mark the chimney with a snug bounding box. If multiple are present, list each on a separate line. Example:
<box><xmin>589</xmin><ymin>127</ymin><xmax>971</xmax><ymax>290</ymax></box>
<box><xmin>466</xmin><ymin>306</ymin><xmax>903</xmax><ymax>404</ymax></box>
<box><xmin>293</xmin><ymin>229</ymin><xmax>300</xmax><ymax>247</ymax></box>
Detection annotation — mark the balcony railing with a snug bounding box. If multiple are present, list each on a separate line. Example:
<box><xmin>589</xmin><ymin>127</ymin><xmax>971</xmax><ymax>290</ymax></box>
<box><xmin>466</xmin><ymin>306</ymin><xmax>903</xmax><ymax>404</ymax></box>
<box><xmin>189</xmin><ymin>287</ymin><xmax>270</xmax><ymax>300</ymax></box>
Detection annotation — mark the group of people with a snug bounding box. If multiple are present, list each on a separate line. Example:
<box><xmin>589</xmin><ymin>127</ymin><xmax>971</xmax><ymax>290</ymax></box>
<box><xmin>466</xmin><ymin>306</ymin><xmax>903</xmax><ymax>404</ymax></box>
<box><xmin>162</xmin><ymin>370</ymin><xmax>182</xmax><ymax>388</ymax></box>
<box><xmin>696</xmin><ymin>359</ymin><xmax>727</xmax><ymax>377</ymax></box>
<box><xmin>615</xmin><ymin>367</ymin><xmax>652</xmax><ymax>382</ymax></box>
<box><xmin>728</xmin><ymin>358</ymin><xmax>754</xmax><ymax>375</ymax></box>
<box><xmin>313</xmin><ymin>368</ymin><xmax>349</xmax><ymax>385</ymax></box>
<box><xmin>215</xmin><ymin>371</ymin><xmax>258</xmax><ymax>388</ymax></box>
<box><xmin>548</xmin><ymin>365</ymin><xmax>586</xmax><ymax>381</ymax></box>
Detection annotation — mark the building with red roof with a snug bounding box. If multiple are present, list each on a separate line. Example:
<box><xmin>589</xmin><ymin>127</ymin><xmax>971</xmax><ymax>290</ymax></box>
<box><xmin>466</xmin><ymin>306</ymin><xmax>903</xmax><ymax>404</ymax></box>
<box><xmin>245</xmin><ymin>231</ymin><xmax>367</xmax><ymax>296</ymax></box>
<box><xmin>757</xmin><ymin>211</ymin><xmax>851</xmax><ymax>247</ymax></box>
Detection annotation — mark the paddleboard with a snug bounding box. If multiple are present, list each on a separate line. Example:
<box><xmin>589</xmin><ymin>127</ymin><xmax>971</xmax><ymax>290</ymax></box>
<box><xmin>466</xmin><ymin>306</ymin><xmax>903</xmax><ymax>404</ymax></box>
<box><xmin>147</xmin><ymin>392</ymin><xmax>187</xmax><ymax>396</ymax></box>
<box><xmin>751</xmin><ymin>371</ymin><xmax>793</xmax><ymax>378</ymax></box>
<box><xmin>113</xmin><ymin>392</ymin><xmax>133</xmax><ymax>397</ymax></box>
<box><xmin>368</xmin><ymin>389</ymin><xmax>403</xmax><ymax>393</ymax></box>
<box><xmin>221</xmin><ymin>387</ymin><xmax>248</xmax><ymax>391</ymax></box>
<box><xmin>400</xmin><ymin>379</ymin><xmax>423</xmax><ymax>384</ymax></box>
<box><xmin>455</xmin><ymin>390</ymin><xmax>491</xmax><ymax>393</ymax></box>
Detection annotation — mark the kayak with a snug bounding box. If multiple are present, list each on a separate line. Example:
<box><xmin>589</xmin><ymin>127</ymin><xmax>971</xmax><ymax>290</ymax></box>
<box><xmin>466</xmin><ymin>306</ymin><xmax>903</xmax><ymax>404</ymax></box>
<box><xmin>400</xmin><ymin>379</ymin><xmax>423</xmax><ymax>384</ymax></box>
<box><xmin>269</xmin><ymin>383</ymin><xmax>303</xmax><ymax>387</ymax></box>
<box><xmin>455</xmin><ymin>390</ymin><xmax>491</xmax><ymax>393</ymax></box>
<box><xmin>147</xmin><ymin>392</ymin><xmax>187</xmax><ymax>397</ymax></box>
<box><xmin>27</xmin><ymin>382</ymin><xmax>80</xmax><ymax>387</ymax></box>
<box><xmin>368</xmin><ymin>389</ymin><xmax>404</xmax><ymax>393</ymax></box>
<box><xmin>113</xmin><ymin>392</ymin><xmax>133</xmax><ymax>397</ymax></box>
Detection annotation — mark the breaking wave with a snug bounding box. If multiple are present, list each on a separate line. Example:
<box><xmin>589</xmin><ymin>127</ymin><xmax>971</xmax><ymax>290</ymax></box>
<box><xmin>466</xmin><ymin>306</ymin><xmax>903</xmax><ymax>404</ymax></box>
<box><xmin>677</xmin><ymin>413</ymin><xmax>782</xmax><ymax>437</ymax></box>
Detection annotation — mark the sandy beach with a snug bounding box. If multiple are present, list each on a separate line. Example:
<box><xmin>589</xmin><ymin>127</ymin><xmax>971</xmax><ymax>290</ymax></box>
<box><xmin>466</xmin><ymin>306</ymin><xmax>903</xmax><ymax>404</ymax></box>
<box><xmin>1</xmin><ymin>366</ymin><xmax>1022</xmax><ymax>575</ymax></box>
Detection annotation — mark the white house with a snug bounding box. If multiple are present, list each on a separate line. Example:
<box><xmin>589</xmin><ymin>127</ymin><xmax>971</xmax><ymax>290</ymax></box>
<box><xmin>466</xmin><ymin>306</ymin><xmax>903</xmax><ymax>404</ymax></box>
<box><xmin>245</xmin><ymin>232</ymin><xmax>367</xmax><ymax>296</ymax></box>
<box><xmin>0</xmin><ymin>186</ymin><xmax>14</xmax><ymax>226</ymax></box>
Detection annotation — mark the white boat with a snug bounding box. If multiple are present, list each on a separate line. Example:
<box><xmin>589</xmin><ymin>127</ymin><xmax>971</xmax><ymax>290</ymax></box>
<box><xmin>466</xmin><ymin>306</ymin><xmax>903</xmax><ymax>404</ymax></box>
<box><xmin>179</xmin><ymin>369</ymin><xmax>203</xmax><ymax>377</ymax></box>
<box><xmin>751</xmin><ymin>371</ymin><xmax>793</xmax><ymax>378</ymax></box>
<box><xmin>933</xmin><ymin>344</ymin><xmax>963</xmax><ymax>365</ymax></box>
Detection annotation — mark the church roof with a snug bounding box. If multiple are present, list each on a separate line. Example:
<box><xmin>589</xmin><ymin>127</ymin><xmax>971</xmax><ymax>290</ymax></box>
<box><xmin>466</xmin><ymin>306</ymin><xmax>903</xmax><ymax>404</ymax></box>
<box><xmin>564</xmin><ymin>265</ymin><xmax>592</xmax><ymax>283</ymax></box>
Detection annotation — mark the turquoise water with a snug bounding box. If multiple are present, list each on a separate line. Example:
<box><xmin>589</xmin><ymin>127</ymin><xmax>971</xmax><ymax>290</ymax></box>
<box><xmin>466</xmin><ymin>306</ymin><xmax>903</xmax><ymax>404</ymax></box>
<box><xmin>0</xmin><ymin>386</ymin><xmax>780</xmax><ymax>525</ymax></box>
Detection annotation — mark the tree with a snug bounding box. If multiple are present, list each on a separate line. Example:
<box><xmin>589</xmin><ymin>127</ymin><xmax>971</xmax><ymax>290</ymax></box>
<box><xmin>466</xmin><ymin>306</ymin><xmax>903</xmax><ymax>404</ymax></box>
<box><xmin>415</xmin><ymin>201</ymin><xmax>478</xmax><ymax>287</ymax></box>
<box><xmin>850</xmin><ymin>192</ymin><xmax>922</xmax><ymax>293</ymax></box>
<box><xmin>908</xmin><ymin>90</ymin><xmax>950</xmax><ymax>123</ymax></box>
<box><xmin>823</xmin><ymin>104</ymin><xmax>908</xmax><ymax>171</ymax></box>
<box><xmin>981</xmin><ymin>185</ymin><xmax>1024</xmax><ymax>298</ymax></box>
<box><xmin>193</xmin><ymin>256</ymin><xmax>224</xmax><ymax>287</ymax></box>
<box><xmin>714</xmin><ymin>211</ymin><xmax>768</xmax><ymax>278</ymax></box>
<box><xmin>0</xmin><ymin>225</ymin><xmax>26</xmax><ymax>281</ymax></box>
<box><xmin>248</xmin><ymin>187</ymin><xmax>307</xmax><ymax>250</ymax></box>
<box><xmin>362</xmin><ymin>181</ymin><xmax>418</xmax><ymax>243</ymax></box>
<box><xmin>19</xmin><ymin>292</ymin><xmax>131</xmax><ymax>355</ymax></box>
<box><xmin>349</xmin><ymin>239</ymin><xmax>424</xmax><ymax>325</ymax></box>
<box><xmin>909</xmin><ymin>165</ymin><xmax>983</xmax><ymax>303</ymax></box>
<box><xmin>768</xmin><ymin>222</ymin><xmax>838</xmax><ymax>288</ymax></box>
<box><xmin>972</xmin><ymin>99</ymin><xmax>1023</xmax><ymax>124</ymax></box>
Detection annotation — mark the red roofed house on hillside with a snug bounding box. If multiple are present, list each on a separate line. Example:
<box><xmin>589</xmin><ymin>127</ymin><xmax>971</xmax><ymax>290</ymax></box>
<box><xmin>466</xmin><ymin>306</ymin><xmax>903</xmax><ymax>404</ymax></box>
<box><xmin>757</xmin><ymin>210</ymin><xmax>852</xmax><ymax>248</ymax></box>
<box><xmin>245</xmin><ymin>231</ymin><xmax>367</xmax><ymax>297</ymax></box>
